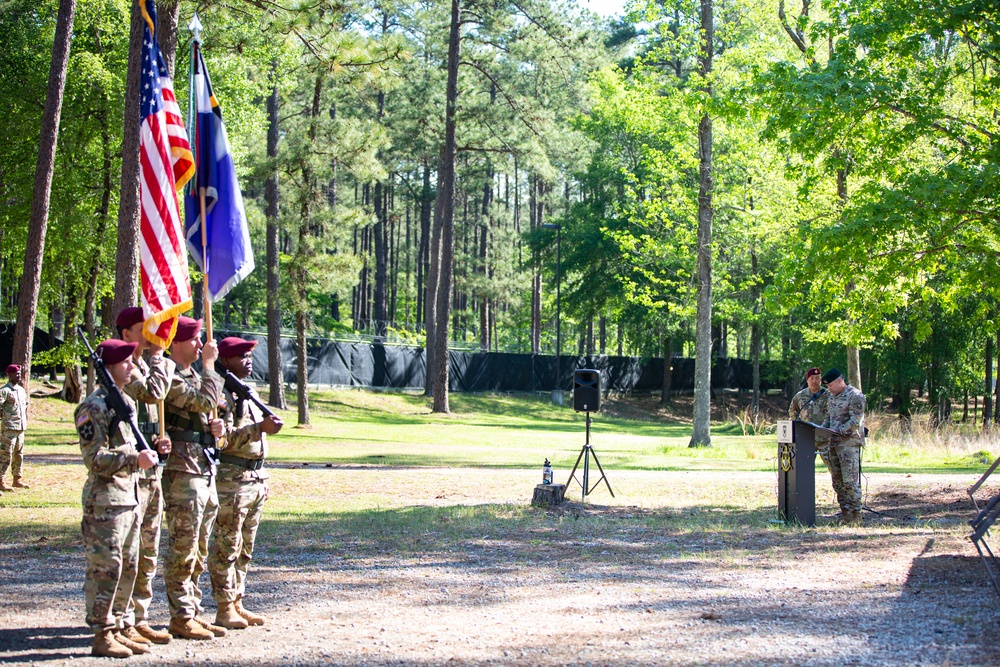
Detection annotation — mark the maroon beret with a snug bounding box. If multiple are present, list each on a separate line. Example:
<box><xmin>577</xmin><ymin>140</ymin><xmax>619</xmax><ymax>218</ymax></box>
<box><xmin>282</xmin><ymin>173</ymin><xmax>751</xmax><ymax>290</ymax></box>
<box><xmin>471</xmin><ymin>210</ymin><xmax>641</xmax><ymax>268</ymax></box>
<box><xmin>96</xmin><ymin>339</ymin><xmax>137</xmax><ymax>366</ymax></box>
<box><xmin>805</xmin><ymin>367</ymin><xmax>822</xmax><ymax>379</ymax></box>
<box><xmin>115</xmin><ymin>306</ymin><xmax>144</xmax><ymax>330</ymax></box>
<box><xmin>218</xmin><ymin>337</ymin><xmax>257</xmax><ymax>358</ymax></box>
<box><xmin>173</xmin><ymin>316</ymin><xmax>203</xmax><ymax>343</ymax></box>
<box><xmin>6</xmin><ymin>364</ymin><xmax>20</xmax><ymax>375</ymax></box>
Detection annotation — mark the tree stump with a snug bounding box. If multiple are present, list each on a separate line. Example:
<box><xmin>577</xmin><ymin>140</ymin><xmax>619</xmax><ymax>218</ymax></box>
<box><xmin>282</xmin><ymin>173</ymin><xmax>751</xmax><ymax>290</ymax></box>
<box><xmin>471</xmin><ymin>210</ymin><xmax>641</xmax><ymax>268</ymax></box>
<box><xmin>532</xmin><ymin>483</ymin><xmax>565</xmax><ymax>507</ymax></box>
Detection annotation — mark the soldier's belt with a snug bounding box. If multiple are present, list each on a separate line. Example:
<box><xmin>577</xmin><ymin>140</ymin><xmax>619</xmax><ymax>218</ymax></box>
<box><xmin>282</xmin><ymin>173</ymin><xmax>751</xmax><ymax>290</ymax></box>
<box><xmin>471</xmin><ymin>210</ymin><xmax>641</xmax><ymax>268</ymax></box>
<box><xmin>137</xmin><ymin>422</ymin><xmax>159</xmax><ymax>435</ymax></box>
<box><xmin>218</xmin><ymin>453</ymin><xmax>265</xmax><ymax>471</ymax></box>
<box><xmin>167</xmin><ymin>430</ymin><xmax>217</xmax><ymax>446</ymax></box>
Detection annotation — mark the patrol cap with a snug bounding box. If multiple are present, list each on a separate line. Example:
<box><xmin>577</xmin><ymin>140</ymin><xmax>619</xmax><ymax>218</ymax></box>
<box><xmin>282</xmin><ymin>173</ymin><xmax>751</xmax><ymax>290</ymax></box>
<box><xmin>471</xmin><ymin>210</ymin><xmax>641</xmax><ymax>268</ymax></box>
<box><xmin>6</xmin><ymin>364</ymin><xmax>21</xmax><ymax>375</ymax></box>
<box><xmin>805</xmin><ymin>367</ymin><xmax>822</xmax><ymax>379</ymax></box>
<box><xmin>173</xmin><ymin>316</ymin><xmax>204</xmax><ymax>343</ymax></box>
<box><xmin>96</xmin><ymin>339</ymin><xmax>137</xmax><ymax>366</ymax></box>
<box><xmin>218</xmin><ymin>337</ymin><xmax>257</xmax><ymax>358</ymax></box>
<box><xmin>115</xmin><ymin>306</ymin><xmax>144</xmax><ymax>330</ymax></box>
<box><xmin>822</xmin><ymin>368</ymin><xmax>843</xmax><ymax>384</ymax></box>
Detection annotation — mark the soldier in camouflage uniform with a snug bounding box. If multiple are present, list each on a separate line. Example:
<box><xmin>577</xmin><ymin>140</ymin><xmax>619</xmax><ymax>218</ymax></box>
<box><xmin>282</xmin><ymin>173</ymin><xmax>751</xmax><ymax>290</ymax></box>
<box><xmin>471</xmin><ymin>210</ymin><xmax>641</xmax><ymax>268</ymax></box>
<box><xmin>821</xmin><ymin>368</ymin><xmax>867</xmax><ymax>525</ymax></box>
<box><xmin>75</xmin><ymin>339</ymin><xmax>163</xmax><ymax>658</ymax></box>
<box><xmin>209</xmin><ymin>337</ymin><xmax>283</xmax><ymax>629</ymax></box>
<box><xmin>115</xmin><ymin>307</ymin><xmax>175</xmax><ymax>646</ymax></box>
<box><xmin>0</xmin><ymin>363</ymin><xmax>30</xmax><ymax>492</ymax></box>
<box><xmin>788</xmin><ymin>366</ymin><xmax>833</xmax><ymax>494</ymax></box>
<box><xmin>161</xmin><ymin>316</ymin><xmax>227</xmax><ymax>641</ymax></box>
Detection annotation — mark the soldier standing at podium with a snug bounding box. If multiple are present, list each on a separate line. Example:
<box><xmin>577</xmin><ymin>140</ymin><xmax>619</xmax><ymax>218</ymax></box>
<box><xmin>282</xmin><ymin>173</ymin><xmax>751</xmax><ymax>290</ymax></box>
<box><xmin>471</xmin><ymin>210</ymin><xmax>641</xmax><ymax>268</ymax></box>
<box><xmin>821</xmin><ymin>368</ymin><xmax>867</xmax><ymax>526</ymax></box>
<box><xmin>789</xmin><ymin>367</ymin><xmax>832</xmax><ymax>496</ymax></box>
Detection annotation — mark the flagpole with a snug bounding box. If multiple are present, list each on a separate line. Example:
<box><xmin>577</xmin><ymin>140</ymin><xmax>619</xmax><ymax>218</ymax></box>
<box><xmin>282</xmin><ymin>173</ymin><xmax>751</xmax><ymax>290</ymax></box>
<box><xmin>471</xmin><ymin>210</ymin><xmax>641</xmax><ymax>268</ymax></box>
<box><xmin>200</xmin><ymin>186</ymin><xmax>212</xmax><ymax>342</ymax></box>
<box><xmin>189</xmin><ymin>14</ymin><xmax>217</xmax><ymax>422</ymax></box>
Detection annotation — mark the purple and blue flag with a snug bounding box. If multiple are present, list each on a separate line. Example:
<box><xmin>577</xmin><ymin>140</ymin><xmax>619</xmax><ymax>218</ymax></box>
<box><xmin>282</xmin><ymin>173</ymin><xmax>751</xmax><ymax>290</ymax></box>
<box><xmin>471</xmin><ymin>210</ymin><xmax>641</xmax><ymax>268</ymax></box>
<box><xmin>185</xmin><ymin>41</ymin><xmax>254</xmax><ymax>302</ymax></box>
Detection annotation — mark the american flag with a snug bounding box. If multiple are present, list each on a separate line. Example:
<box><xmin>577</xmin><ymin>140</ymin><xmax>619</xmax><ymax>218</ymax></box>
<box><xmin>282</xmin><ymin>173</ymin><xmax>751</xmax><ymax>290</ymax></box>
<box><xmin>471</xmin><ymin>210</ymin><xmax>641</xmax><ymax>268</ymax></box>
<box><xmin>139</xmin><ymin>0</ymin><xmax>193</xmax><ymax>347</ymax></box>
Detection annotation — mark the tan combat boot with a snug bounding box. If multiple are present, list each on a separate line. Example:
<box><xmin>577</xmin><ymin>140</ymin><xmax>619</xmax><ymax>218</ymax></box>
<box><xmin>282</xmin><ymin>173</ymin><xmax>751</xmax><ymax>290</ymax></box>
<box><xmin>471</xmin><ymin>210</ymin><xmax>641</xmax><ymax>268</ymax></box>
<box><xmin>215</xmin><ymin>601</ymin><xmax>249</xmax><ymax>629</ymax></box>
<box><xmin>12</xmin><ymin>477</ymin><xmax>29</xmax><ymax>489</ymax></box>
<box><xmin>135</xmin><ymin>622</ymin><xmax>172</xmax><ymax>644</ymax></box>
<box><xmin>235</xmin><ymin>597</ymin><xmax>266</xmax><ymax>626</ymax></box>
<box><xmin>194</xmin><ymin>616</ymin><xmax>228</xmax><ymax>637</ymax></box>
<box><xmin>0</xmin><ymin>478</ymin><xmax>11</xmax><ymax>492</ymax></box>
<box><xmin>92</xmin><ymin>630</ymin><xmax>132</xmax><ymax>658</ymax></box>
<box><xmin>114</xmin><ymin>630</ymin><xmax>150</xmax><ymax>654</ymax></box>
<box><xmin>120</xmin><ymin>625</ymin><xmax>152</xmax><ymax>645</ymax></box>
<box><xmin>168</xmin><ymin>617</ymin><xmax>215</xmax><ymax>640</ymax></box>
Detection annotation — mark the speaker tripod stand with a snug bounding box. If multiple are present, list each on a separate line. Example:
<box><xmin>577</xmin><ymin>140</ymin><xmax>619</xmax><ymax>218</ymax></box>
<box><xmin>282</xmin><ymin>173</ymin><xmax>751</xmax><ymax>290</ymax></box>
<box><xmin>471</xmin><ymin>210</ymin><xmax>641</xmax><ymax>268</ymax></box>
<box><xmin>566</xmin><ymin>412</ymin><xmax>614</xmax><ymax>502</ymax></box>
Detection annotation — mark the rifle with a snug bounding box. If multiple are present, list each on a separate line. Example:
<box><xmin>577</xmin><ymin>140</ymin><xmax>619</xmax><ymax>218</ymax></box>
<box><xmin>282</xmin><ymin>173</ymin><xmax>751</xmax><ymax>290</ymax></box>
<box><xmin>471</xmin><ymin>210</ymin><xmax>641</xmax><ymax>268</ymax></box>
<box><xmin>215</xmin><ymin>362</ymin><xmax>275</xmax><ymax>418</ymax></box>
<box><xmin>77</xmin><ymin>327</ymin><xmax>151</xmax><ymax>453</ymax></box>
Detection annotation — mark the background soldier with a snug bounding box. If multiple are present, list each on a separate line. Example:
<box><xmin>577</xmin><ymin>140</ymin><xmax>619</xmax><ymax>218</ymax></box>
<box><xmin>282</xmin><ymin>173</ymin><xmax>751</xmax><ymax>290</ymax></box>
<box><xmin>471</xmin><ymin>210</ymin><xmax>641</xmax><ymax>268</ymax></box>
<box><xmin>116</xmin><ymin>307</ymin><xmax>174</xmax><ymax>645</ymax></box>
<box><xmin>161</xmin><ymin>317</ymin><xmax>226</xmax><ymax>640</ymax></box>
<box><xmin>210</xmin><ymin>337</ymin><xmax>283</xmax><ymax>629</ymax></box>
<box><xmin>821</xmin><ymin>368</ymin><xmax>867</xmax><ymax>525</ymax></box>
<box><xmin>75</xmin><ymin>339</ymin><xmax>162</xmax><ymax>658</ymax></box>
<box><xmin>788</xmin><ymin>367</ymin><xmax>833</xmax><ymax>503</ymax></box>
<box><xmin>0</xmin><ymin>363</ymin><xmax>29</xmax><ymax>492</ymax></box>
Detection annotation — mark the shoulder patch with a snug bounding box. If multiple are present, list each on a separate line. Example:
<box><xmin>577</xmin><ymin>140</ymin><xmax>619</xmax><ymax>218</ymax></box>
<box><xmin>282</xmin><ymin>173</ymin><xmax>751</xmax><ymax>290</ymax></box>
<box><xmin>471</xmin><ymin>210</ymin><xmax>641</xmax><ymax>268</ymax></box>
<box><xmin>76</xmin><ymin>411</ymin><xmax>91</xmax><ymax>428</ymax></box>
<box><xmin>77</xmin><ymin>418</ymin><xmax>95</xmax><ymax>441</ymax></box>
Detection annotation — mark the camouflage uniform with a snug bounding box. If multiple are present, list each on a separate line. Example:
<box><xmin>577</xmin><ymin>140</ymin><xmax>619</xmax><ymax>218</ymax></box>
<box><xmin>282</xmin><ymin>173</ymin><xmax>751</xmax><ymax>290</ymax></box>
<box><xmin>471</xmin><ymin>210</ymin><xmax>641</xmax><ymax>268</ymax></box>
<box><xmin>121</xmin><ymin>352</ymin><xmax>175</xmax><ymax>627</ymax></box>
<box><xmin>0</xmin><ymin>379</ymin><xmax>28</xmax><ymax>482</ymax></box>
<box><xmin>822</xmin><ymin>384</ymin><xmax>866</xmax><ymax>513</ymax></box>
<box><xmin>788</xmin><ymin>386</ymin><xmax>831</xmax><ymax>469</ymax></box>
<box><xmin>209</xmin><ymin>385</ymin><xmax>269</xmax><ymax>605</ymax></box>
<box><xmin>161</xmin><ymin>364</ymin><xmax>222</xmax><ymax>622</ymax></box>
<box><xmin>75</xmin><ymin>389</ymin><xmax>143</xmax><ymax>632</ymax></box>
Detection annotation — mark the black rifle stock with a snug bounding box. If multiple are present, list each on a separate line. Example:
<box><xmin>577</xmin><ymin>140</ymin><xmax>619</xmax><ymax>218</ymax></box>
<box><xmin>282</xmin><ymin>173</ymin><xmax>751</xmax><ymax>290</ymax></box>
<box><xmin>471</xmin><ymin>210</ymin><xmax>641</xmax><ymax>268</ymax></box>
<box><xmin>77</xmin><ymin>327</ymin><xmax>151</xmax><ymax>453</ymax></box>
<box><xmin>215</xmin><ymin>362</ymin><xmax>275</xmax><ymax>418</ymax></box>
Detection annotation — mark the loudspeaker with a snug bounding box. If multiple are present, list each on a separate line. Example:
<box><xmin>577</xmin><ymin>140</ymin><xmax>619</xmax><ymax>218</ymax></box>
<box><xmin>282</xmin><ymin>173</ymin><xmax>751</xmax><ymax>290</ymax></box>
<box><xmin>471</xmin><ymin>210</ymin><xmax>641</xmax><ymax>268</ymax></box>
<box><xmin>573</xmin><ymin>369</ymin><xmax>601</xmax><ymax>412</ymax></box>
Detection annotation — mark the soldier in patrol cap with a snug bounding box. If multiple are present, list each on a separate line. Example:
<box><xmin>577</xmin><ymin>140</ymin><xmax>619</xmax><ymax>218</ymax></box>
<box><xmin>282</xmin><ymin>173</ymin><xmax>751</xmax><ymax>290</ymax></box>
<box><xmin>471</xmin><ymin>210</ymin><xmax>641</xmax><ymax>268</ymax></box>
<box><xmin>788</xmin><ymin>367</ymin><xmax>833</xmax><ymax>490</ymax></box>
<box><xmin>0</xmin><ymin>363</ymin><xmax>30</xmax><ymax>492</ymax></box>
<box><xmin>115</xmin><ymin>307</ymin><xmax>175</xmax><ymax>645</ymax></box>
<box><xmin>209</xmin><ymin>336</ymin><xmax>283</xmax><ymax>629</ymax></box>
<box><xmin>75</xmin><ymin>339</ymin><xmax>167</xmax><ymax>658</ymax></box>
<box><xmin>160</xmin><ymin>316</ymin><xmax>227</xmax><ymax>640</ymax></box>
<box><xmin>821</xmin><ymin>368</ymin><xmax>867</xmax><ymax>525</ymax></box>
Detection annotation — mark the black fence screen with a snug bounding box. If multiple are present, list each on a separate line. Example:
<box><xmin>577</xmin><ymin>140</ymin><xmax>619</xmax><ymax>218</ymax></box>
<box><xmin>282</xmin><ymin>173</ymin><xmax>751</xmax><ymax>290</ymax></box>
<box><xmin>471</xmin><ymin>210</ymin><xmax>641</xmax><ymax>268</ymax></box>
<box><xmin>223</xmin><ymin>332</ymin><xmax>781</xmax><ymax>393</ymax></box>
<box><xmin>0</xmin><ymin>325</ymin><xmax>782</xmax><ymax>393</ymax></box>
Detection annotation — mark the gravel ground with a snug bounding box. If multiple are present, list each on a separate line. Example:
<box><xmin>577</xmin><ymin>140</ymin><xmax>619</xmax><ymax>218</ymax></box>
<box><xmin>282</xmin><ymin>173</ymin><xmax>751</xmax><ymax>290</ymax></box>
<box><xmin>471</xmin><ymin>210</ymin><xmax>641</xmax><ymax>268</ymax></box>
<box><xmin>1</xmin><ymin>470</ymin><xmax>999</xmax><ymax>666</ymax></box>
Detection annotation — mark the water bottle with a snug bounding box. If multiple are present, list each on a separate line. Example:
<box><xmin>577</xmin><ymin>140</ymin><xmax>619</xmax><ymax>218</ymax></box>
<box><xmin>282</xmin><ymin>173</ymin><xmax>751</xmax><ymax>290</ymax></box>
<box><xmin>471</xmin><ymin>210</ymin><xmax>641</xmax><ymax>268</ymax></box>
<box><xmin>543</xmin><ymin>458</ymin><xmax>553</xmax><ymax>485</ymax></box>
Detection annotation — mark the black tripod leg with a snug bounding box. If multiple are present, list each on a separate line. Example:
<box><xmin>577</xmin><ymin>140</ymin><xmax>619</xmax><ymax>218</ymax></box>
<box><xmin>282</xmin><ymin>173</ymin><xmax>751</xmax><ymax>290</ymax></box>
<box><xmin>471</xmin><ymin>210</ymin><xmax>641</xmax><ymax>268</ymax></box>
<box><xmin>566</xmin><ymin>444</ymin><xmax>587</xmax><ymax>492</ymax></box>
<box><xmin>586</xmin><ymin>447</ymin><xmax>615</xmax><ymax>498</ymax></box>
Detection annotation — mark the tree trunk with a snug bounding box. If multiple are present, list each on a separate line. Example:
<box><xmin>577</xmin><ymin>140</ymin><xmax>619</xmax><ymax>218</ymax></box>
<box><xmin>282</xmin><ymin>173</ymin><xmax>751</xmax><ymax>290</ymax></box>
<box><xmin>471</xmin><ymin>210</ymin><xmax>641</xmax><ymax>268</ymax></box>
<box><xmin>292</xmin><ymin>73</ymin><xmax>323</xmax><ymax>425</ymax></box>
<box><xmin>985</xmin><ymin>334</ymin><xmax>994</xmax><ymax>427</ymax></box>
<box><xmin>12</xmin><ymin>0</ymin><xmax>76</xmax><ymax>383</ymax></box>
<box><xmin>373</xmin><ymin>181</ymin><xmax>388</xmax><ymax>334</ymax></box>
<box><xmin>110</xmin><ymin>0</ymin><xmax>144</xmax><ymax>321</ymax></box>
<box><xmin>265</xmin><ymin>61</ymin><xmax>286</xmax><ymax>410</ymax></box>
<box><xmin>689</xmin><ymin>0</ymin><xmax>713</xmax><ymax>448</ymax></box>
<box><xmin>479</xmin><ymin>173</ymin><xmax>491</xmax><ymax>351</ymax></box>
<box><xmin>431</xmin><ymin>0</ymin><xmax>461</xmax><ymax>414</ymax></box>
<box><xmin>993</xmin><ymin>330</ymin><xmax>1000</xmax><ymax>424</ymax></box>
<box><xmin>156</xmin><ymin>0</ymin><xmax>181</xmax><ymax>75</ymax></box>
<box><xmin>296</xmin><ymin>309</ymin><xmax>309</xmax><ymax>425</ymax></box>
<box><xmin>424</xmin><ymin>150</ymin><xmax>444</xmax><ymax>397</ymax></box>
<box><xmin>417</xmin><ymin>160</ymin><xmax>431</xmax><ymax>327</ymax></box>
<box><xmin>750</xmin><ymin>248</ymin><xmax>760</xmax><ymax>420</ymax></box>
<box><xmin>846</xmin><ymin>344</ymin><xmax>861</xmax><ymax>391</ymax></box>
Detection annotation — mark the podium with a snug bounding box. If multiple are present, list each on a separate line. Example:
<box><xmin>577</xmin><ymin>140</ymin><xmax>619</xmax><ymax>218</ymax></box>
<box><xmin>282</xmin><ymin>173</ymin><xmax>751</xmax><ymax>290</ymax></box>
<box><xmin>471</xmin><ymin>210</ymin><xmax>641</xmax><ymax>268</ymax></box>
<box><xmin>776</xmin><ymin>420</ymin><xmax>833</xmax><ymax>527</ymax></box>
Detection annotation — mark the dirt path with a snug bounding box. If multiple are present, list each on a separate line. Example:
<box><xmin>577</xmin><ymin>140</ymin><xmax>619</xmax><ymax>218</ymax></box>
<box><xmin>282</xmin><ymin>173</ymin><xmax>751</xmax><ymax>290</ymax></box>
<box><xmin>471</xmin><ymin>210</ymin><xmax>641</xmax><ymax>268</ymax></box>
<box><xmin>1</xmin><ymin>471</ymin><xmax>998</xmax><ymax>666</ymax></box>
